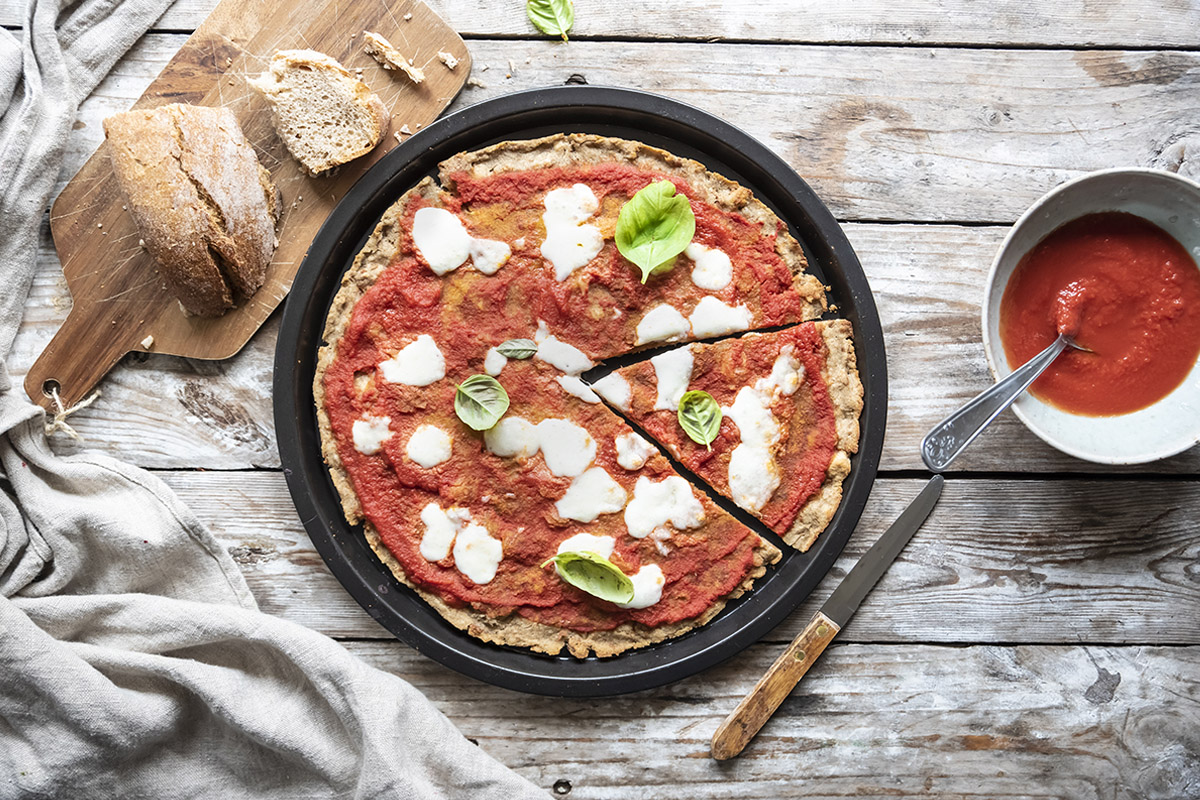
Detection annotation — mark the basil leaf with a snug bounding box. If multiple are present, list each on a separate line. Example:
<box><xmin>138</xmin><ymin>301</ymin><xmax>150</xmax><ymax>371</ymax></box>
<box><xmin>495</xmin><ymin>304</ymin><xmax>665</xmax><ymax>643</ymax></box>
<box><xmin>526</xmin><ymin>0</ymin><xmax>574</xmax><ymax>41</ymax></box>
<box><xmin>615</xmin><ymin>180</ymin><xmax>696</xmax><ymax>284</ymax></box>
<box><xmin>541</xmin><ymin>551</ymin><xmax>635</xmax><ymax>604</ymax></box>
<box><xmin>678</xmin><ymin>390</ymin><xmax>722</xmax><ymax>450</ymax></box>
<box><xmin>454</xmin><ymin>374</ymin><xmax>510</xmax><ymax>431</ymax></box>
<box><xmin>496</xmin><ymin>338</ymin><xmax>537</xmax><ymax>359</ymax></box>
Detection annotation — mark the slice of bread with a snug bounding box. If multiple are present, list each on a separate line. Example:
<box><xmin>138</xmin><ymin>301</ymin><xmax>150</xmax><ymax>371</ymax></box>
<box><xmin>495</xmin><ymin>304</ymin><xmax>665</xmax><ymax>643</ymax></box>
<box><xmin>104</xmin><ymin>103</ymin><xmax>280</xmax><ymax>317</ymax></box>
<box><xmin>251</xmin><ymin>49</ymin><xmax>390</xmax><ymax>175</ymax></box>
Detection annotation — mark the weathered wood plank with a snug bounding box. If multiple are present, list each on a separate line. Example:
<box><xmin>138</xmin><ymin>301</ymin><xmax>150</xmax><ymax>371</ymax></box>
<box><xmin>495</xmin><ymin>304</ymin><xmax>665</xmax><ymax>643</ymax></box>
<box><xmin>15</xmin><ymin>221</ymin><xmax>1200</xmax><ymax>473</ymax></box>
<box><xmin>5</xmin><ymin>0</ymin><xmax>1199</xmax><ymax>48</ymax></box>
<box><xmin>49</xmin><ymin>36</ymin><xmax>1200</xmax><ymax>223</ymax></box>
<box><xmin>342</xmin><ymin>639</ymin><xmax>1200</xmax><ymax>800</ymax></box>
<box><xmin>15</xmin><ymin>35</ymin><xmax>1200</xmax><ymax>471</ymax></box>
<box><xmin>158</xmin><ymin>471</ymin><xmax>1200</xmax><ymax>644</ymax></box>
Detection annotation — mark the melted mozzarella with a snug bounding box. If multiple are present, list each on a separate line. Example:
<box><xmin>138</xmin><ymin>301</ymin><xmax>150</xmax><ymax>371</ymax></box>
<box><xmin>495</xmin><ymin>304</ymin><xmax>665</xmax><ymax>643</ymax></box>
<box><xmin>556</xmin><ymin>533</ymin><xmax>616</xmax><ymax>558</ymax></box>
<box><xmin>483</xmin><ymin>347</ymin><xmax>507</xmax><ymax>376</ymax></box>
<box><xmin>689</xmin><ymin>296</ymin><xmax>753</xmax><ymax>338</ymax></box>
<box><xmin>721</xmin><ymin>347</ymin><xmax>804</xmax><ymax>512</ymax></box>
<box><xmin>351</xmin><ymin>414</ymin><xmax>391</xmax><ymax>455</ymax></box>
<box><xmin>483</xmin><ymin>417</ymin><xmax>540</xmax><ymax>458</ymax></box>
<box><xmin>635</xmin><ymin>304</ymin><xmax>690</xmax><ymax>345</ymax></box>
<box><xmin>412</xmin><ymin>207</ymin><xmax>511</xmax><ymax>276</ymax></box>
<box><xmin>685</xmin><ymin>242</ymin><xmax>733</xmax><ymax>290</ymax></box>
<box><xmin>419</xmin><ymin>503</ymin><xmax>460</xmax><ymax>561</ymax></box>
<box><xmin>535</xmin><ymin>419</ymin><xmax>597</xmax><ymax>477</ymax></box>
<box><xmin>650</xmin><ymin>347</ymin><xmax>694</xmax><ymax>410</ymax></box>
<box><xmin>591</xmin><ymin>373</ymin><xmax>632</xmax><ymax>411</ymax></box>
<box><xmin>483</xmin><ymin>416</ymin><xmax>596</xmax><ymax>478</ymax></box>
<box><xmin>556</xmin><ymin>375</ymin><xmax>601</xmax><ymax>403</ymax></box>
<box><xmin>615</xmin><ymin>564</ymin><xmax>665</xmax><ymax>609</ymax></box>
<box><xmin>467</xmin><ymin>237</ymin><xmax>511</xmax><ymax>275</ymax></box>
<box><xmin>727</xmin><ymin>444</ymin><xmax>779</xmax><ymax>513</ymax></box>
<box><xmin>624</xmin><ymin>476</ymin><xmax>705</xmax><ymax>538</ymax></box>
<box><xmin>541</xmin><ymin>184</ymin><xmax>604</xmax><ymax>281</ymax></box>
<box><xmin>412</xmin><ymin>207</ymin><xmax>470</xmax><ymax>275</ymax></box>
<box><xmin>378</xmin><ymin>334</ymin><xmax>445</xmax><ymax>386</ymax></box>
<box><xmin>555</xmin><ymin>467</ymin><xmax>628</xmax><ymax>522</ymax></box>
<box><xmin>615</xmin><ymin>432</ymin><xmax>653</xmax><ymax>470</ymax></box>
<box><xmin>534</xmin><ymin>321</ymin><xmax>594</xmax><ymax>375</ymax></box>
<box><xmin>452</xmin><ymin>523</ymin><xmax>503</xmax><ymax>584</ymax></box>
<box><xmin>405</xmin><ymin>424</ymin><xmax>452</xmax><ymax>467</ymax></box>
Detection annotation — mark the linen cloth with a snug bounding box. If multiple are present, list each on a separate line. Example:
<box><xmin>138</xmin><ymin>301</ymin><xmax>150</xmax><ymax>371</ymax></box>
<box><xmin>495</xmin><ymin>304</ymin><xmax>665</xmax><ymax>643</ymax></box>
<box><xmin>0</xmin><ymin>2</ymin><xmax>546</xmax><ymax>797</ymax></box>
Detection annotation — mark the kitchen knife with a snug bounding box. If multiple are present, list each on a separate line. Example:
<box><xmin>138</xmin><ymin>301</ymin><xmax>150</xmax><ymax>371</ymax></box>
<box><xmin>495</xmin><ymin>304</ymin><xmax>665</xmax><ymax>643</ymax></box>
<box><xmin>710</xmin><ymin>474</ymin><xmax>944</xmax><ymax>760</ymax></box>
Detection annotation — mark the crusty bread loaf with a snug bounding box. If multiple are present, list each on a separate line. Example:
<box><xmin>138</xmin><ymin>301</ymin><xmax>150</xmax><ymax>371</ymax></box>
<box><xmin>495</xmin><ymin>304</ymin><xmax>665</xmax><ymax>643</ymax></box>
<box><xmin>250</xmin><ymin>49</ymin><xmax>390</xmax><ymax>175</ymax></box>
<box><xmin>104</xmin><ymin>103</ymin><xmax>281</xmax><ymax>318</ymax></box>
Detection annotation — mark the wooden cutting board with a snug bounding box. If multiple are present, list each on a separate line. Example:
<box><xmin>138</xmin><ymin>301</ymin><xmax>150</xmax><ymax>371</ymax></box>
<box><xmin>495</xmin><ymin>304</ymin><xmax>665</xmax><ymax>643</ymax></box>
<box><xmin>27</xmin><ymin>0</ymin><xmax>469</xmax><ymax>411</ymax></box>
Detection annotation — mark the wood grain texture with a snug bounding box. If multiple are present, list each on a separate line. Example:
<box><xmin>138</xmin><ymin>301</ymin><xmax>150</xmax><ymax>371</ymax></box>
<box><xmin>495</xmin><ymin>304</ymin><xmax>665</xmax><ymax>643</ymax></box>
<box><xmin>341</xmin><ymin>638</ymin><xmax>1200</xmax><ymax>799</ymax></box>
<box><xmin>13</xmin><ymin>221</ymin><xmax>1200</xmax><ymax>473</ymax></box>
<box><xmin>47</xmin><ymin>36</ymin><xmax>1200</xmax><ymax>226</ymax></box>
<box><xmin>5</xmin><ymin>0</ymin><xmax>1199</xmax><ymax>48</ymax></box>
<box><xmin>711</xmin><ymin>611</ymin><xmax>841</xmax><ymax>760</ymax></box>
<box><xmin>153</xmin><ymin>472</ymin><xmax>1200</xmax><ymax>644</ymax></box>
<box><xmin>34</xmin><ymin>0</ymin><xmax>467</xmax><ymax>410</ymax></box>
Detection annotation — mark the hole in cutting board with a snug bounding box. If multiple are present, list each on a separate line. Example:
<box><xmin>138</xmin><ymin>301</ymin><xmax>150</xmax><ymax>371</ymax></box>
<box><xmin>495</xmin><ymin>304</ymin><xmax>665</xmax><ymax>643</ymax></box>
<box><xmin>42</xmin><ymin>379</ymin><xmax>61</xmax><ymax>399</ymax></box>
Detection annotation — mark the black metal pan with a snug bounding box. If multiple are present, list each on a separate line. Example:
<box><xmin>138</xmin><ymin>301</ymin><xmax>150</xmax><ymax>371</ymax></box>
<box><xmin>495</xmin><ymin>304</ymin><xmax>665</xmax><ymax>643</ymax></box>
<box><xmin>274</xmin><ymin>85</ymin><xmax>886</xmax><ymax>696</ymax></box>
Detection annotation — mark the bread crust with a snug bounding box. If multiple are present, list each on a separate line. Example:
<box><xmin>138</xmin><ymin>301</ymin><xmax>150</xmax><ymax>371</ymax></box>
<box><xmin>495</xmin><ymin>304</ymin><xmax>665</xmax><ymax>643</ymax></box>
<box><xmin>314</xmin><ymin>135</ymin><xmax>845</xmax><ymax>657</ymax></box>
<box><xmin>104</xmin><ymin>103</ymin><xmax>278</xmax><ymax>317</ymax></box>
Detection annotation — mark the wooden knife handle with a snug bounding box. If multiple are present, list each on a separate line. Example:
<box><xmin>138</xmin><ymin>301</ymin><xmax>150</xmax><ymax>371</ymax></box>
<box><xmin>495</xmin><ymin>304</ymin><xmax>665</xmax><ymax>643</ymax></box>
<box><xmin>710</xmin><ymin>610</ymin><xmax>841</xmax><ymax>760</ymax></box>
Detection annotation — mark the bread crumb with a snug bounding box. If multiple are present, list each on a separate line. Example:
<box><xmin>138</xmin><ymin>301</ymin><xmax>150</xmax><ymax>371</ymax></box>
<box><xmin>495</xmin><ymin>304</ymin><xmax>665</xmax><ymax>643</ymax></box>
<box><xmin>141</xmin><ymin>335</ymin><xmax>154</xmax><ymax>349</ymax></box>
<box><xmin>393</xmin><ymin>131</ymin><xmax>401</xmax><ymax>142</ymax></box>
<box><xmin>97</xmin><ymin>223</ymin><xmax>102</xmax><ymax>228</ymax></box>
<box><xmin>226</xmin><ymin>56</ymin><xmax>233</xmax><ymax>67</ymax></box>
<box><xmin>508</xmin><ymin>58</ymin><xmax>515</xmax><ymax>75</ymax></box>
<box><xmin>122</xmin><ymin>205</ymin><xmax>127</xmax><ymax>210</ymax></box>
<box><xmin>525</xmin><ymin>57</ymin><xmax>531</xmax><ymax>64</ymax></box>
<box><xmin>138</xmin><ymin>238</ymin><xmax>146</xmax><ymax>248</ymax></box>
<box><xmin>362</xmin><ymin>30</ymin><xmax>425</xmax><ymax>84</ymax></box>
<box><xmin>403</xmin><ymin>11</ymin><xmax>412</xmax><ymax>20</ymax></box>
<box><xmin>466</xmin><ymin>77</ymin><xmax>487</xmax><ymax>89</ymax></box>
<box><xmin>399</xmin><ymin>124</ymin><xmax>412</xmax><ymax>134</ymax></box>
<box><xmin>439</xmin><ymin>51</ymin><xmax>459</xmax><ymax>70</ymax></box>
<box><xmin>481</xmin><ymin>64</ymin><xmax>490</xmax><ymax>71</ymax></box>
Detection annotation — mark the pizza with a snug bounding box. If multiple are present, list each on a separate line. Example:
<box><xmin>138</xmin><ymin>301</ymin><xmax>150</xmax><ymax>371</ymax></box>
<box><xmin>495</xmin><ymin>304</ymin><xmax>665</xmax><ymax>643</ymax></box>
<box><xmin>596</xmin><ymin>323</ymin><xmax>863</xmax><ymax>552</ymax></box>
<box><xmin>314</xmin><ymin>133</ymin><xmax>862</xmax><ymax>658</ymax></box>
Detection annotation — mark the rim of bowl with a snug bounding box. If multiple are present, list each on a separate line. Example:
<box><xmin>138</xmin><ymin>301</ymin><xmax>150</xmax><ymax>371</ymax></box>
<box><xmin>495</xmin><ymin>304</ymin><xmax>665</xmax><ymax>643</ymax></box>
<box><xmin>980</xmin><ymin>167</ymin><xmax>1200</xmax><ymax>465</ymax></box>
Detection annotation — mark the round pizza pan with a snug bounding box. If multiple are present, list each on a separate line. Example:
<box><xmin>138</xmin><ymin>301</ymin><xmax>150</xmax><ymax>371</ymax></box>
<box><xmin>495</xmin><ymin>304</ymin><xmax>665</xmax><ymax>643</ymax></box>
<box><xmin>274</xmin><ymin>85</ymin><xmax>886</xmax><ymax>696</ymax></box>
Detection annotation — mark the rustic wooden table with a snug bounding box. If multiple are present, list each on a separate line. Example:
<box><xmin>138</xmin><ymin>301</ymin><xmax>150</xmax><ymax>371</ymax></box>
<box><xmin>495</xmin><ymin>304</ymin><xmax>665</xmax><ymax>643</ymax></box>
<box><xmin>7</xmin><ymin>1</ymin><xmax>1200</xmax><ymax>797</ymax></box>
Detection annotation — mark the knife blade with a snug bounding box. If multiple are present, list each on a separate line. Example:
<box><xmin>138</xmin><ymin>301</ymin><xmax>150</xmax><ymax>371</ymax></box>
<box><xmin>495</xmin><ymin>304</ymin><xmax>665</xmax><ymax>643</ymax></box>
<box><xmin>710</xmin><ymin>474</ymin><xmax>944</xmax><ymax>761</ymax></box>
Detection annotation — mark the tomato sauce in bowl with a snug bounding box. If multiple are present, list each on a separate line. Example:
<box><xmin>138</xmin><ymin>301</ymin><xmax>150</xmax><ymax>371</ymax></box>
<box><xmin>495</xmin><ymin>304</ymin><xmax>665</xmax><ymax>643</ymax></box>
<box><xmin>999</xmin><ymin>211</ymin><xmax>1200</xmax><ymax>416</ymax></box>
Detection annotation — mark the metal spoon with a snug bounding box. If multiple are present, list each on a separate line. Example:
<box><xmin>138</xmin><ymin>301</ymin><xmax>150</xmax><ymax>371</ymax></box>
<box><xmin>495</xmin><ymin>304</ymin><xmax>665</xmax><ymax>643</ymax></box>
<box><xmin>921</xmin><ymin>332</ymin><xmax>1091</xmax><ymax>472</ymax></box>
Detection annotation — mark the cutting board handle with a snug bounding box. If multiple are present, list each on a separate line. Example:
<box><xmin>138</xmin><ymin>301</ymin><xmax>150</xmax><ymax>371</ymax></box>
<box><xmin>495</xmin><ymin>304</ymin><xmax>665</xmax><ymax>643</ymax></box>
<box><xmin>24</xmin><ymin>309</ymin><xmax>133</xmax><ymax>411</ymax></box>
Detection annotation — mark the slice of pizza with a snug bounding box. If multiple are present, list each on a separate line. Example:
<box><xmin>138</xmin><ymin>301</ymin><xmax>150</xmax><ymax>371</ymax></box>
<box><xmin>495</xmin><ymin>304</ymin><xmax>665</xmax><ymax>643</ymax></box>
<box><xmin>593</xmin><ymin>323</ymin><xmax>863</xmax><ymax>551</ymax></box>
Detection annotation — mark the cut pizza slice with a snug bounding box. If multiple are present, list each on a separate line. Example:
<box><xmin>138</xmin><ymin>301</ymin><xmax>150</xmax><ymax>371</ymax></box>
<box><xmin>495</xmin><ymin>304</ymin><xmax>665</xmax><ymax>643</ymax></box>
<box><xmin>593</xmin><ymin>322</ymin><xmax>864</xmax><ymax>551</ymax></box>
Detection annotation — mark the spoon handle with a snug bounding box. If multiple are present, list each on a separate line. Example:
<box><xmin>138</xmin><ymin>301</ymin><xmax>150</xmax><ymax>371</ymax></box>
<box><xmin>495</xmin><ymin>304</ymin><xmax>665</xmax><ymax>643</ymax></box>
<box><xmin>922</xmin><ymin>335</ymin><xmax>1070</xmax><ymax>471</ymax></box>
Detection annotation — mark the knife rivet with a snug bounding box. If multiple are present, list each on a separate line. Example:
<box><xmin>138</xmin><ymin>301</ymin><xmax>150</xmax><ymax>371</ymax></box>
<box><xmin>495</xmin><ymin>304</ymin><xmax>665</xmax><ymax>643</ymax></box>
<box><xmin>816</xmin><ymin>624</ymin><xmax>829</xmax><ymax>636</ymax></box>
<box><xmin>794</xmin><ymin>649</ymin><xmax>807</xmax><ymax>662</ymax></box>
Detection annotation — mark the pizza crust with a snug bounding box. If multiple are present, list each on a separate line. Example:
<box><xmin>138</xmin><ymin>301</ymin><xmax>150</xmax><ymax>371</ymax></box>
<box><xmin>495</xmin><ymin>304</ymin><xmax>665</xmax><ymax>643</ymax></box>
<box><xmin>439</xmin><ymin>133</ymin><xmax>827</xmax><ymax>321</ymax></box>
<box><xmin>362</xmin><ymin>520</ymin><xmax>779</xmax><ymax>658</ymax></box>
<box><xmin>312</xmin><ymin>135</ymin><xmax>847</xmax><ymax>658</ymax></box>
<box><xmin>782</xmin><ymin>319</ymin><xmax>865</xmax><ymax>552</ymax></box>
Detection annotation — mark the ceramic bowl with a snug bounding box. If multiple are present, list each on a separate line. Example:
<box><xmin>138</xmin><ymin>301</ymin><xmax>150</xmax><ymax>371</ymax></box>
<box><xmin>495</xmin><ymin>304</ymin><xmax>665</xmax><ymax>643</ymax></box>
<box><xmin>981</xmin><ymin>168</ymin><xmax>1200</xmax><ymax>464</ymax></box>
